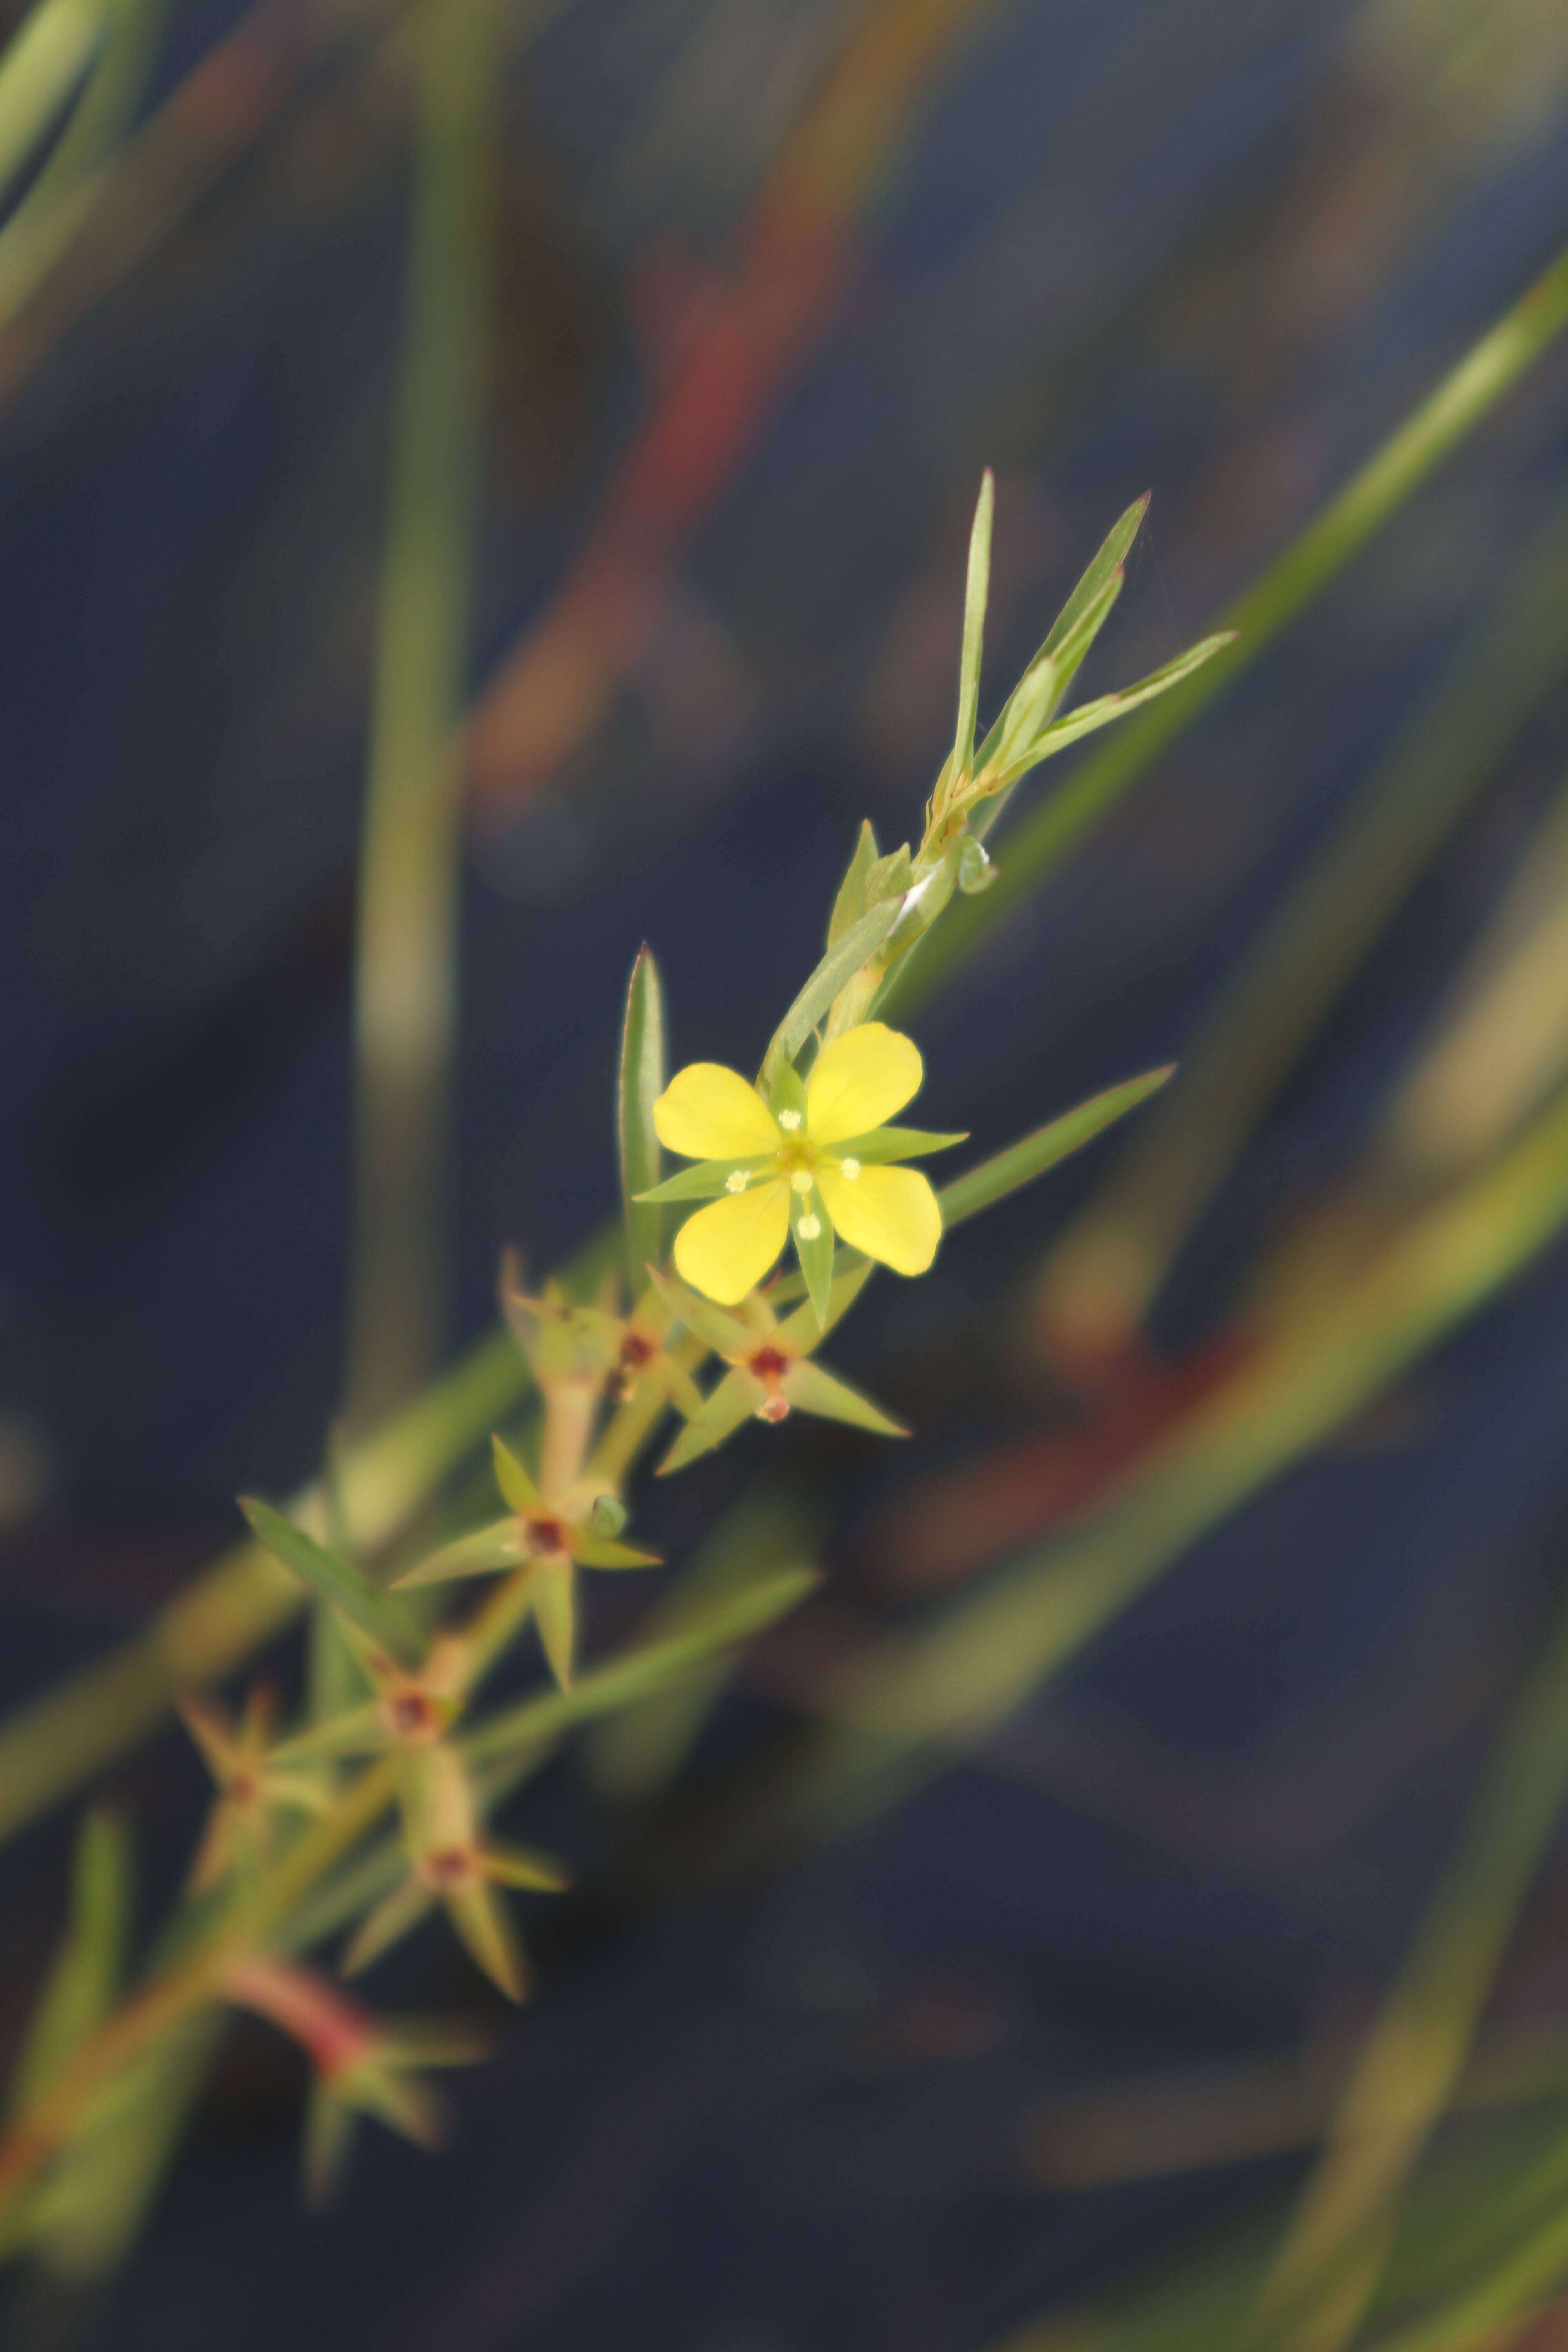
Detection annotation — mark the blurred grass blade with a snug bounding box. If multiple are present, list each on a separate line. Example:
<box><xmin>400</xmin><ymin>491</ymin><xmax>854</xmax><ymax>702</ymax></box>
<box><xmin>786</xmin><ymin>1074</ymin><xmax>1568</xmax><ymax>1829</ymax></box>
<box><xmin>0</xmin><ymin>0</ymin><xmax>100</xmax><ymax>210</ymax></box>
<box><xmin>345</xmin><ymin>0</ymin><xmax>498</xmax><ymax>1427</ymax></box>
<box><xmin>901</xmin><ymin>232</ymin><xmax>1568</xmax><ymax>1014</ymax></box>
<box><xmin>586</xmin><ymin>1490</ymin><xmax>823</xmax><ymax>1801</ymax></box>
<box><xmin>762</xmin><ymin>898</ymin><xmax>904</xmax><ymax>1080</ymax></box>
<box><xmin>951</xmin><ymin>468</ymin><xmax>994</xmax><ymax>778</ymax></box>
<box><xmin>937</xmin><ymin>1068</ymin><xmax>1174</xmax><ymax>1230</ymax></box>
<box><xmin>19</xmin><ymin>2016</ymin><xmax>217</xmax><ymax>2284</ymax></box>
<box><xmin>239</xmin><ymin>1499</ymin><xmax>422</xmax><ymax>1663</ymax></box>
<box><xmin>7</xmin><ymin>1810</ymin><xmax>131</xmax><ymax>2122</ymax></box>
<box><xmin>618</xmin><ymin>945</ymin><xmax>667</xmax><ymax>1290</ymax></box>
<box><xmin>1250</xmin><ymin>1575</ymin><xmax>1568</xmax><ymax>2352</ymax></box>
<box><xmin>1039</xmin><ymin>500</ymin><xmax>1568</xmax><ymax>1357</ymax></box>
<box><xmin>463</xmin><ymin>1568</ymin><xmax>818</xmax><ymax>1766</ymax></box>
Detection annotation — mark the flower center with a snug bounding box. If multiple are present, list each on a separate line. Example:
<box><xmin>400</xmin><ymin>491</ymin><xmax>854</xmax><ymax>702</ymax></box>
<box><xmin>420</xmin><ymin>1846</ymin><xmax>479</xmax><ymax>1893</ymax></box>
<box><xmin>523</xmin><ymin>1514</ymin><xmax>568</xmax><ymax>1558</ymax></box>
<box><xmin>383</xmin><ymin>1690</ymin><xmax>441</xmax><ymax>1745</ymax></box>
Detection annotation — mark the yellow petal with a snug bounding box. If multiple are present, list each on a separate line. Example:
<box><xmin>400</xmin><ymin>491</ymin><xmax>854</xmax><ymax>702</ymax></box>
<box><xmin>817</xmin><ymin>1163</ymin><xmax>941</xmax><ymax>1276</ymax></box>
<box><xmin>806</xmin><ymin>1023</ymin><xmax>922</xmax><ymax>1146</ymax></box>
<box><xmin>672</xmin><ymin>1179</ymin><xmax>790</xmax><ymax>1304</ymax></box>
<box><xmin>653</xmin><ymin>1063</ymin><xmax>780</xmax><ymax>1160</ymax></box>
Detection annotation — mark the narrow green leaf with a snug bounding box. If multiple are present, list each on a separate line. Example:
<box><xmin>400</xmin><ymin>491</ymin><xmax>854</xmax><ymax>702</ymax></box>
<box><xmin>937</xmin><ymin>1067</ymin><xmax>1174</xmax><ymax>1229</ymax></box>
<box><xmin>482</xmin><ymin>1839</ymin><xmax>570</xmax><ymax>1892</ymax></box>
<box><xmin>827</xmin><ymin>819</ymin><xmax>879</xmax><ymax>948</ymax></box>
<box><xmin>951</xmin><ymin>468</ymin><xmax>994</xmax><ymax>775</ymax></box>
<box><xmin>1000</xmin><ymin>631</ymin><xmax>1235</xmax><ymax>780</ymax></box>
<box><xmin>657</xmin><ymin>1369</ymin><xmax>763</xmax><ymax>1473</ymax></box>
<box><xmin>826</xmin><ymin>1125</ymin><xmax>969</xmax><ymax>1165</ymax></box>
<box><xmin>238</xmin><ymin>1498</ymin><xmax>422</xmax><ymax>1662</ymax></box>
<box><xmin>7</xmin><ymin>1809</ymin><xmax>132</xmax><ymax>2121</ymax></box>
<box><xmin>463</xmin><ymin>1567</ymin><xmax>819</xmax><ymax>1763</ymax></box>
<box><xmin>761</xmin><ymin>897</ymin><xmax>904</xmax><ymax>1081</ymax></box>
<box><xmin>445</xmin><ymin>1882</ymin><xmax>527</xmax><ymax>2002</ymax></box>
<box><xmin>617</xmin><ymin>945</ymin><xmax>667</xmax><ymax>1290</ymax></box>
<box><xmin>973</xmin><ymin>496</ymin><xmax>1145</xmax><ymax>773</ymax></box>
<box><xmin>782</xmin><ymin>1359</ymin><xmax>907</xmax><ymax>1437</ymax></box>
<box><xmin>570</xmin><ymin>1534</ymin><xmax>661</xmax><ymax>1570</ymax></box>
<box><xmin>636</xmin><ymin>1155</ymin><xmax>774</xmax><ymax>1204</ymax></box>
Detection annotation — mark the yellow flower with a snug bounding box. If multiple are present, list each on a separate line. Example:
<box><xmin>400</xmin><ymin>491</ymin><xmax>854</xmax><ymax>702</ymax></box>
<box><xmin>641</xmin><ymin>1022</ymin><xmax>962</xmax><ymax>1312</ymax></box>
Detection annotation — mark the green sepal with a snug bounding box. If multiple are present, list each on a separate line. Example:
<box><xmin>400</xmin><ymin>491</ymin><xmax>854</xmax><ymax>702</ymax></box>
<box><xmin>827</xmin><ymin>819</ymin><xmax>879</xmax><ymax>947</ymax></box>
<box><xmin>657</xmin><ymin>1370</ymin><xmax>764</xmax><ymax>1474</ymax></box>
<box><xmin>240</xmin><ymin>1498</ymin><xmax>421</xmax><ymax>1663</ymax></box>
<box><xmin>490</xmin><ymin>1433</ymin><xmax>541</xmax><ymax>1515</ymax></box>
<box><xmin>572</xmin><ymin>1534</ymin><xmax>662</xmax><ymax>1570</ymax></box>
<box><xmin>394</xmin><ymin>1519</ymin><xmax>520</xmax><ymax>1588</ymax></box>
<box><xmin>531</xmin><ymin>1566</ymin><xmax>575</xmax><ymax>1690</ymax></box>
<box><xmin>444</xmin><ymin>1883</ymin><xmax>528</xmax><ymax>2002</ymax></box>
<box><xmin>777</xmin><ymin>1256</ymin><xmax>873</xmax><ymax>1348</ymax></box>
<box><xmin>826</xmin><ymin>1125</ymin><xmax>969</xmax><ymax>1165</ymax></box>
<box><xmin>937</xmin><ymin>1066</ymin><xmax>1175</xmax><ymax>1229</ymax></box>
<box><xmin>791</xmin><ymin>1178</ymin><xmax>834</xmax><ymax>1328</ymax></box>
<box><xmin>781</xmin><ymin>1359</ymin><xmax>908</xmax><ymax>1437</ymax></box>
<box><xmin>617</xmin><ymin>946</ymin><xmax>667</xmax><ymax>1291</ymax></box>
<box><xmin>645</xmin><ymin>1265</ymin><xmax>755</xmax><ymax>1361</ymax></box>
<box><xmin>481</xmin><ymin>1839</ymin><xmax>570</xmax><ymax>1892</ymax></box>
<box><xmin>635</xmin><ymin>1154</ymin><xmax>775</xmax><ymax>1204</ymax></box>
<box><xmin>768</xmin><ymin>1052</ymin><xmax>807</xmax><ymax>1127</ymax></box>
<box><xmin>341</xmin><ymin>1875</ymin><xmax>437</xmax><ymax>1978</ymax></box>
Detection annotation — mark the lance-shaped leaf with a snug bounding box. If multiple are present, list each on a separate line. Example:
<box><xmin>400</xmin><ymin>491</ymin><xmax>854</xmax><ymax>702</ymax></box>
<box><xmin>778</xmin><ymin>1359</ymin><xmax>907</xmax><ymax>1437</ymax></box>
<box><xmin>760</xmin><ymin>896</ymin><xmax>904</xmax><ymax>1081</ymax></box>
<box><xmin>951</xmin><ymin>468</ymin><xmax>994</xmax><ymax>778</ymax></box>
<box><xmin>239</xmin><ymin>1497</ymin><xmax>421</xmax><ymax>1663</ymax></box>
<box><xmin>995</xmin><ymin>633</ymin><xmax>1235</xmax><ymax>787</ymax></box>
<box><xmin>490</xmin><ymin>1432</ymin><xmax>540</xmax><ymax>1513</ymax></box>
<box><xmin>973</xmin><ymin>495</ymin><xmax>1146</xmax><ymax>777</ymax></box>
<box><xmin>7</xmin><ymin>1809</ymin><xmax>132</xmax><ymax>2122</ymax></box>
<box><xmin>618</xmin><ymin>945</ymin><xmax>667</xmax><ymax>1290</ymax></box>
<box><xmin>820</xmin><ymin>1125</ymin><xmax>968</xmax><ymax>1165</ymax></box>
<box><xmin>658</xmin><ymin>1372</ymin><xmax>767</xmax><ymax>1473</ymax></box>
<box><xmin>531</xmin><ymin>1567</ymin><xmax>575</xmax><ymax>1690</ymax></box>
<box><xmin>937</xmin><ymin>1067</ymin><xmax>1174</xmax><ymax>1230</ymax></box>
<box><xmin>827</xmin><ymin>819</ymin><xmax>879</xmax><ymax>947</ymax></box>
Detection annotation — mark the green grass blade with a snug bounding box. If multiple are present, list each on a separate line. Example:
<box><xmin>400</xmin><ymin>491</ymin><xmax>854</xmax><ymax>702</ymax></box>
<box><xmin>618</xmin><ymin>944</ymin><xmax>667</xmax><ymax>1291</ymax></box>
<box><xmin>345</xmin><ymin>0</ymin><xmax>498</xmax><ymax>1427</ymax></box>
<box><xmin>0</xmin><ymin>0</ymin><xmax>100</xmax><ymax>212</ymax></box>
<box><xmin>462</xmin><ymin>1568</ymin><xmax>818</xmax><ymax>1765</ymax></box>
<box><xmin>937</xmin><ymin>1068</ymin><xmax>1174</xmax><ymax>1230</ymax></box>
<box><xmin>7</xmin><ymin>1810</ymin><xmax>131</xmax><ymax>2121</ymax></box>
<box><xmin>1250</xmin><ymin>1574</ymin><xmax>1568</xmax><ymax>2351</ymax></box>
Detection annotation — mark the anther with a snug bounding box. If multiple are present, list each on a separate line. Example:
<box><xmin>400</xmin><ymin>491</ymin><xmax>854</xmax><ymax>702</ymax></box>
<box><xmin>725</xmin><ymin>1169</ymin><xmax>749</xmax><ymax>1193</ymax></box>
<box><xmin>839</xmin><ymin>1157</ymin><xmax>861</xmax><ymax>1180</ymax></box>
<box><xmin>777</xmin><ymin>1109</ymin><xmax>802</xmax><ymax>1131</ymax></box>
<box><xmin>790</xmin><ymin>1169</ymin><xmax>813</xmax><ymax>1195</ymax></box>
<box><xmin>797</xmin><ymin>1214</ymin><xmax>821</xmax><ymax>1240</ymax></box>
